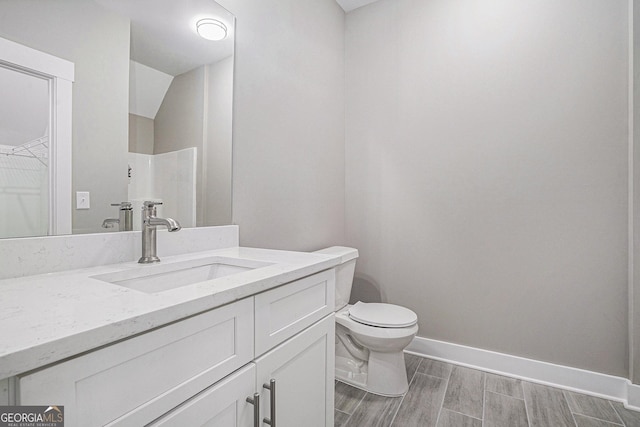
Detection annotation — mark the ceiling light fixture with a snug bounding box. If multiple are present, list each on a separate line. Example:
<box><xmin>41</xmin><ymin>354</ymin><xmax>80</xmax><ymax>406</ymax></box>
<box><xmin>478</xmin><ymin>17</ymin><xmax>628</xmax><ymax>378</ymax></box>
<box><xmin>196</xmin><ymin>18</ymin><xmax>227</xmax><ymax>41</ymax></box>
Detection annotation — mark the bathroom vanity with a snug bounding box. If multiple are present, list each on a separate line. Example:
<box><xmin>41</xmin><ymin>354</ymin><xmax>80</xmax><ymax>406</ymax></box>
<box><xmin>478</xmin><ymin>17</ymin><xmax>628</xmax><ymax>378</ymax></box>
<box><xmin>0</xmin><ymin>227</ymin><xmax>339</xmax><ymax>426</ymax></box>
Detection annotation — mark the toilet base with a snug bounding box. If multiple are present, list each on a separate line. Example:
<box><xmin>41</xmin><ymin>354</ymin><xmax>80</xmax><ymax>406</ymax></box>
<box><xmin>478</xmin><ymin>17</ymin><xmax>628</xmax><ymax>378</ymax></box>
<box><xmin>335</xmin><ymin>350</ymin><xmax>409</xmax><ymax>397</ymax></box>
<box><xmin>335</xmin><ymin>356</ymin><xmax>368</xmax><ymax>390</ymax></box>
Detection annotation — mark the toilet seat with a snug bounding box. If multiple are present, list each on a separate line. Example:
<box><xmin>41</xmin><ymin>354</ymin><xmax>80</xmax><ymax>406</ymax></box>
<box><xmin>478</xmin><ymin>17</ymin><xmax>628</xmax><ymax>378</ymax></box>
<box><xmin>336</xmin><ymin>307</ymin><xmax>418</xmax><ymax>340</ymax></box>
<box><xmin>348</xmin><ymin>302</ymin><xmax>417</xmax><ymax>328</ymax></box>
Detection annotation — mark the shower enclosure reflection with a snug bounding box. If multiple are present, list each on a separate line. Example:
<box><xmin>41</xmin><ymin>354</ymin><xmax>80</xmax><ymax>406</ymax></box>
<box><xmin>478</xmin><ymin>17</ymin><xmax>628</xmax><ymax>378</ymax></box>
<box><xmin>127</xmin><ymin>52</ymin><xmax>233</xmax><ymax>230</ymax></box>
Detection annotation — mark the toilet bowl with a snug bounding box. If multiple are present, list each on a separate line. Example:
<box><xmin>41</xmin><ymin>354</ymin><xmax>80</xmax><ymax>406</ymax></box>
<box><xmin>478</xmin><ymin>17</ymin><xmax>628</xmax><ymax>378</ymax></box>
<box><xmin>335</xmin><ymin>303</ymin><xmax>418</xmax><ymax>396</ymax></box>
<box><xmin>314</xmin><ymin>247</ymin><xmax>419</xmax><ymax>397</ymax></box>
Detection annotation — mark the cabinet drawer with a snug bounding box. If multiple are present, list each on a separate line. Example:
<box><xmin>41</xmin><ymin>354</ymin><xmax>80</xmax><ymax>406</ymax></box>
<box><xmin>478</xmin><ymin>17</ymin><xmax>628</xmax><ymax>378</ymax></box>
<box><xmin>18</xmin><ymin>298</ymin><xmax>254</xmax><ymax>427</ymax></box>
<box><xmin>148</xmin><ymin>363</ymin><xmax>256</xmax><ymax>427</ymax></box>
<box><xmin>255</xmin><ymin>269</ymin><xmax>335</xmax><ymax>355</ymax></box>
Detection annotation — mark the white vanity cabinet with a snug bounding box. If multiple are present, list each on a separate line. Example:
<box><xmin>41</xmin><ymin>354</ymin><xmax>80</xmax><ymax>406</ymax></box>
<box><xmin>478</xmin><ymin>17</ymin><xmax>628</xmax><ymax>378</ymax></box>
<box><xmin>148</xmin><ymin>363</ymin><xmax>257</xmax><ymax>426</ymax></box>
<box><xmin>252</xmin><ymin>269</ymin><xmax>335</xmax><ymax>427</ymax></box>
<box><xmin>18</xmin><ymin>298</ymin><xmax>255</xmax><ymax>427</ymax></box>
<box><xmin>15</xmin><ymin>269</ymin><xmax>336</xmax><ymax>427</ymax></box>
<box><xmin>150</xmin><ymin>269</ymin><xmax>336</xmax><ymax>427</ymax></box>
<box><xmin>254</xmin><ymin>315</ymin><xmax>334</xmax><ymax>427</ymax></box>
<box><xmin>150</xmin><ymin>316</ymin><xmax>335</xmax><ymax>427</ymax></box>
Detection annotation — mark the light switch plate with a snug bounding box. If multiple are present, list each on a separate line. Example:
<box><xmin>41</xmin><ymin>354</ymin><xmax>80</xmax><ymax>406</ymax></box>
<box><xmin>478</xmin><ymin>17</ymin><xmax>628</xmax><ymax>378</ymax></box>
<box><xmin>76</xmin><ymin>191</ymin><xmax>90</xmax><ymax>209</ymax></box>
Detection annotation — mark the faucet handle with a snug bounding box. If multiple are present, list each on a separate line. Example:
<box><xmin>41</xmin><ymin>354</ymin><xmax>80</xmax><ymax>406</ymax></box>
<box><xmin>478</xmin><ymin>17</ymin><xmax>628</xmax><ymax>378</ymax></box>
<box><xmin>111</xmin><ymin>201</ymin><xmax>132</xmax><ymax>209</ymax></box>
<box><xmin>143</xmin><ymin>200</ymin><xmax>163</xmax><ymax>208</ymax></box>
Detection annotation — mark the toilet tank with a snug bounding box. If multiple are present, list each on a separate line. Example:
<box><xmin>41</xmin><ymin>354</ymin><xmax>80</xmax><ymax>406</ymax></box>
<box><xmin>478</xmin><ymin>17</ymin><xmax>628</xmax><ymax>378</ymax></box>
<box><xmin>314</xmin><ymin>246</ymin><xmax>359</xmax><ymax>310</ymax></box>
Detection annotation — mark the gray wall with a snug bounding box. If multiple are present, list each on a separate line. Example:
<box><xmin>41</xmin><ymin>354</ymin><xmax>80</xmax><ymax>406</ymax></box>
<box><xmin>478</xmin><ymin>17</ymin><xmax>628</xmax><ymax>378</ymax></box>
<box><xmin>155</xmin><ymin>68</ymin><xmax>205</xmax><ymax>155</ymax></box>
<box><xmin>128</xmin><ymin>114</ymin><xmax>154</xmax><ymax>155</ymax></box>
<box><xmin>155</xmin><ymin>67</ymin><xmax>206</xmax><ymax>225</ymax></box>
<box><xmin>217</xmin><ymin>0</ymin><xmax>346</xmax><ymax>251</ymax></box>
<box><xmin>0</xmin><ymin>0</ymin><xmax>130</xmax><ymax>234</ymax></box>
<box><xmin>154</xmin><ymin>61</ymin><xmax>234</xmax><ymax>227</ymax></box>
<box><xmin>205</xmin><ymin>56</ymin><xmax>234</xmax><ymax>226</ymax></box>
<box><xmin>345</xmin><ymin>0</ymin><xmax>629</xmax><ymax>377</ymax></box>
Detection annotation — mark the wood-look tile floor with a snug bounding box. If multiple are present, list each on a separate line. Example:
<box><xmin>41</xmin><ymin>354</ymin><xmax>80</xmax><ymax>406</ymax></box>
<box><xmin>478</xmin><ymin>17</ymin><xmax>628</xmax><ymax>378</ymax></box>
<box><xmin>334</xmin><ymin>354</ymin><xmax>640</xmax><ymax>427</ymax></box>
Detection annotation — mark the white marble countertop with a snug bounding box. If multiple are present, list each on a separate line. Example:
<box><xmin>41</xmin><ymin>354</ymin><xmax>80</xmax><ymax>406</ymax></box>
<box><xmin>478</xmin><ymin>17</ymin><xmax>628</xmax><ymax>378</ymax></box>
<box><xmin>0</xmin><ymin>247</ymin><xmax>340</xmax><ymax>378</ymax></box>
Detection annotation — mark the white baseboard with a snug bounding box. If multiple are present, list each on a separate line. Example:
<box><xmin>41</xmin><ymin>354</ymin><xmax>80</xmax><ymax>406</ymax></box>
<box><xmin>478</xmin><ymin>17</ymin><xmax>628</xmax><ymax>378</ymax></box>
<box><xmin>406</xmin><ymin>336</ymin><xmax>640</xmax><ymax>411</ymax></box>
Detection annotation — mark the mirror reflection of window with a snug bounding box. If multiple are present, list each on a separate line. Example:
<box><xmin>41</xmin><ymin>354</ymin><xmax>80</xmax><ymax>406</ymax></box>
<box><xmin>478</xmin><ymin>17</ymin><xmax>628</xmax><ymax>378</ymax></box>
<box><xmin>0</xmin><ymin>65</ymin><xmax>50</xmax><ymax>238</ymax></box>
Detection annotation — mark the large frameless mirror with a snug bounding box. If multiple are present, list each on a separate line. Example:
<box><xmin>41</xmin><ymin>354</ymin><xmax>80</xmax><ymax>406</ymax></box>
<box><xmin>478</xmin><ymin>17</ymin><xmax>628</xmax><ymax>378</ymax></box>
<box><xmin>0</xmin><ymin>0</ymin><xmax>234</xmax><ymax>238</ymax></box>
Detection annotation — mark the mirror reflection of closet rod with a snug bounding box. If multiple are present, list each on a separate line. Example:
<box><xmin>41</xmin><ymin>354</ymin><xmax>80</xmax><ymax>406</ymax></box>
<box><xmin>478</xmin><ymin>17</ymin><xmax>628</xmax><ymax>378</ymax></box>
<box><xmin>0</xmin><ymin>36</ymin><xmax>74</xmax><ymax>237</ymax></box>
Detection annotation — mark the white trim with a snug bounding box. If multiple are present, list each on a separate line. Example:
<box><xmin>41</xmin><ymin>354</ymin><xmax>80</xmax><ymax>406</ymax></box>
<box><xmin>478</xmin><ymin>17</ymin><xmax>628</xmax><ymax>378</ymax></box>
<box><xmin>629</xmin><ymin>0</ymin><xmax>636</xmax><ymax>387</ymax></box>
<box><xmin>629</xmin><ymin>382</ymin><xmax>640</xmax><ymax>408</ymax></box>
<box><xmin>407</xmin><ymin>335</ymin><xmax>640</xmax><ymax>411</ymax></box>
<box><xmin>0</xmin><ymin>37</ymin><xmax>74</xmax><ymax>81</ymax></box>
<box><xmin>0</xmin><ymin>36</ymin><xmax>74</xmax><ymax>235</ymax></box>
<box><xmin>52</xmin><ymin>78</ymin><xmax>73</xmax><ymax>235</ymax></box>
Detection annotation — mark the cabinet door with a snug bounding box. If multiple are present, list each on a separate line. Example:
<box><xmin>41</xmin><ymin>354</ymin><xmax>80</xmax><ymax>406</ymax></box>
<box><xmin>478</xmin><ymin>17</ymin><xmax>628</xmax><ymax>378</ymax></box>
<box><xmin>148</xmin><ymin>364</ymin><xmax>256</xmax><ymax>427</ymax></box>
<box><xmin>255</xmin><ymin>314</ymin><xmax>335</xmax><ymax>427</ymax></box>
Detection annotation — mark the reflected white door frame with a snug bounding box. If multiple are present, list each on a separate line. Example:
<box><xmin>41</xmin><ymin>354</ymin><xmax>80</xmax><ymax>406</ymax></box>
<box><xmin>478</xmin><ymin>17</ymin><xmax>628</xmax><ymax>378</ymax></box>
<box><xmin>0</xmin><ymin>36</ymin><xmax>74</xmax><ymax>235</ymax></box>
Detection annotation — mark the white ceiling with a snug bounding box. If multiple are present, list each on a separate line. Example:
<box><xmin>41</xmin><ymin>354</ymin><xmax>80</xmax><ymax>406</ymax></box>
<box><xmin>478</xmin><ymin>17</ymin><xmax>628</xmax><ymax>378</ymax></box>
<box><xmin>335</xmin><ymin>0</ymin><xmax>381</xmax><ymax>13</ymax></box>
<box><xmin>96</xmin><ymin>0</ymin><xmax>234</xmax><ymax>76</ymax></box>
<box><xmin>129</xmin><ymin>61</ymin><xmax>173</xmax><ymax>119</ymax></box>
<box><xmin>95</xmin><ymin>0</ymin><xmax>372</xmax><ymax>77</ymax></box>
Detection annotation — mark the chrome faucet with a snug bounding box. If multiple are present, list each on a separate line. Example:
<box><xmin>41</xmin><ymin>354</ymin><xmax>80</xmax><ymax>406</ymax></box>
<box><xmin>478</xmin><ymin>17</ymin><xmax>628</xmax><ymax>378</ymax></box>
<box><xmin>102</xmin><ymin>202</ymin><xmax>134</xmax><ymax>232</ymax></box>
<box><xmin>139</xmin><ymin>201</ymin><xmax>181</xmax><ymax>264</ymax></box>
<box><xmin>101</xmin><ymin>218</ymin><xmax>120</xmax><ymax>229</ymax></box>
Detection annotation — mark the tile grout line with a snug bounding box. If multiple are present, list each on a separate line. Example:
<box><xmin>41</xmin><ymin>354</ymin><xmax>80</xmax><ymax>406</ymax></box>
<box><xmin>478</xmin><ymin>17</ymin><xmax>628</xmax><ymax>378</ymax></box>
<box><xmin>408</xmin><ymin>357</ymin><xmax>422</xmax><ymax>386</ymax></box>
<box><xmin>445</xmin><ymin>408</ymin><xmax>483</xmax><ymax>422</ymax></box>
<box><xmin>443</xmin><ymin>408</ymin><xmax>482</xmax><ymax>421</ymax></box>
<box><xmin>482</xmin><ymin>371</ymin><xmax>486</xmax><ymax>426</ymax></box>
<box><xmin>386</xmin><ymin>387</ymin><xmax>406</xmax><ymax>425</ymax></box>
<box><xmin>335</xmin><ymin>407</ymin><xmax>353</xmax><ymax>426</ymax></box>
<box><xmin>342</xmin><ymin>412</ymin><xmax>353</xmax><ymax>426</ymax></box>
<box><xmin>484</xmin><ymin>372</ymin><xmax>527</xmax><ymax>401</ymax></box>
<box><xmin>561</xmin><ymin>390</ymin><xmax>579</xmax><ymax>427</ymax></box>
<box><xmin>433</xmin><ymin>364</ymin><xmax>453</xmax><ymax>427</ymax></box>
<box><xmin>342</xmin><ymin>386</ymin><xmax>367</xmax><ymax>427</ymax></box>
<box><xmin>388</xmin><ymin>357</ymin><xmax>422</xmax><ymax>426</ymax></box>
<box><xmin>521</xmin><ymin>381</ymin><xmax>533</xmax><ymax>427</ymax></box>
<box><xmin>609</xmin><ymin>400</ymin><xmax>628</xmax><ymax>427</ymax></box>
<box><xmin>563</xmin><ymin>388</ymin><xmax>626</xmax><ymax>426</ymax></box>
<box><xmin>485</xmin><ymin>389</ymin><xmax>525</xmax><ymax>401</ymax></box>
<box><xmin>570</xmin><ymin>411</ymin><xmax>625</xmax><ymax>426</ymax></box>
<box><xmin>420</xmin><ymin>371</ymin><xmax>452</xmax><ymax>381</ymax></box>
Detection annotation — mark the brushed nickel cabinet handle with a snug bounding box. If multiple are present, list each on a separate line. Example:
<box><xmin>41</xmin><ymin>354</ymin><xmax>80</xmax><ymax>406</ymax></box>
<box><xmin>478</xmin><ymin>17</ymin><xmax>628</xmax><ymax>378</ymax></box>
<box><xmin>246</xmin><ymin>392</ymin><xmax>260</xmax><ymax>427</ymax></box>
<box><xmin>263</xmin><ymin>379</ymin><xmax>276</xmax><ymax>426</ymax></box>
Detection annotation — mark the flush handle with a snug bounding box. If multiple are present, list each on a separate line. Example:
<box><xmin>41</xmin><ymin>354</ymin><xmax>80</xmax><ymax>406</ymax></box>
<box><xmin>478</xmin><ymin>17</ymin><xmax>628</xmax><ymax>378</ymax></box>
<box><xmin>246</xmin><ymin>393</ymin><xmax>260</xmax><ymax>427</ymax></box>
<box><xmin>263</xmin><ymin>379</ymin><xmax>276</xmax><ymax>426</ymax></box>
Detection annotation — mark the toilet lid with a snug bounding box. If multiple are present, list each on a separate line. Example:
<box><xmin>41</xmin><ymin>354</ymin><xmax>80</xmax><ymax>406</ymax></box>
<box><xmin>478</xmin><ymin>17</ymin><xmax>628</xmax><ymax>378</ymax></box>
<box><xmin>348</xmin><ymin>302</ymin><xmax>417</xmax><ymax>328</ymax></box>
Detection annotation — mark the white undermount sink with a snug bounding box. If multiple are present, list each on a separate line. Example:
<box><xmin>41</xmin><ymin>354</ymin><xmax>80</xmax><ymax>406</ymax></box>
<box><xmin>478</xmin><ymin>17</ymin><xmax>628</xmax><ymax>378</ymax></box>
<box><xmin>91</xmin><ymin>257</ymin><xmax>273</xmax><ymax>294</ymax></box>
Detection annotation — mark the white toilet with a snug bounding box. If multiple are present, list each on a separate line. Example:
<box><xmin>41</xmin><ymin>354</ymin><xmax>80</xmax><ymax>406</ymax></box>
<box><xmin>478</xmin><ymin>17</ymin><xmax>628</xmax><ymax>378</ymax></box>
<box><xmin>315</xmin><ymin>246</ymin><xmax>418</xmax><ymax>397</ymax></box>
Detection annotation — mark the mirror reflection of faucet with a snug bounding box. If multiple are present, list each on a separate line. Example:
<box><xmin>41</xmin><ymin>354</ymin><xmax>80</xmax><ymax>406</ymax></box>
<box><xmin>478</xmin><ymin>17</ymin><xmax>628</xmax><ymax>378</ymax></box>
<box><xmin>101</xmin><ymin>218</ymin><xmax>119</xmax><ymax>229</ymax></box>
<box><xmin>101</xmin><ymin>202</ymin><xmax>133</xmax><ymax>232</ymax></box>
<box><xmin>139</xmin><ymin>201</ymin><xmax>181</xmax><ymax>264</ymax></box>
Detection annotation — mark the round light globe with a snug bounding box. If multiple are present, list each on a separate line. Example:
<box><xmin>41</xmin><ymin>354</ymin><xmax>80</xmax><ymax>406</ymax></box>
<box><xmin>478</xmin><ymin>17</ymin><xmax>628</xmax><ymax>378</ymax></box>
<box><xmin>196</xmin><ymin>19</ymin><xmax>227</xmax><ymax>41</ymax></box>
